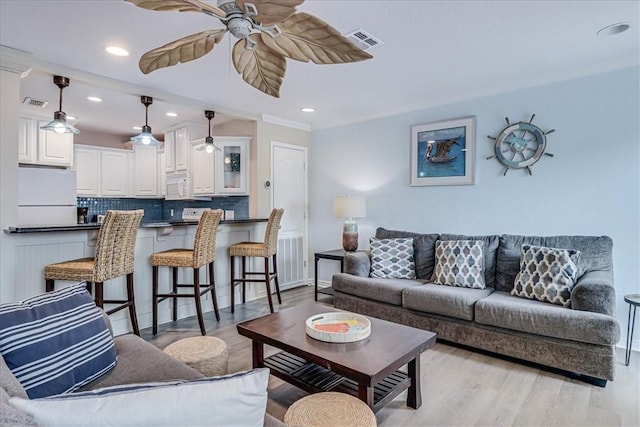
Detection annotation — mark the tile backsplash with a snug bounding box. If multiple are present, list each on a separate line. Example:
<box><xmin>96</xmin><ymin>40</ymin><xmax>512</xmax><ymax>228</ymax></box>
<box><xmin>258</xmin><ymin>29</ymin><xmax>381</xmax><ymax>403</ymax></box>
<box><xmin>77</xmin><ymin>196</ymin><xmax>249</xmax><ymax>222</ymax></box>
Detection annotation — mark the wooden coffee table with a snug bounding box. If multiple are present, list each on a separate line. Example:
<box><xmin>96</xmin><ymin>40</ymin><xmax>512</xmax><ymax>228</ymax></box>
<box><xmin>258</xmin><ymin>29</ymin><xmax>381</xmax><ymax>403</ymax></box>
<box><xmin>237</xmin><ymin>302</ymin><xmax>437</xmax><ymax>412</ymax></box>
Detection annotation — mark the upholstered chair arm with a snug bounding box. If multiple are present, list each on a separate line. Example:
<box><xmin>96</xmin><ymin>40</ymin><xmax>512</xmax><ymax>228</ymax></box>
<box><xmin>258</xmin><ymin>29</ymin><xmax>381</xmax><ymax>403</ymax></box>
<box><xmin>571</xmin><ymin>270</ymin><xmax>616</xmax><ymax>316</ymax></box>
<box><xmin>343</xmin><ymin>251</ymin><xmax>371</xmax><ymax>277</ymax></box>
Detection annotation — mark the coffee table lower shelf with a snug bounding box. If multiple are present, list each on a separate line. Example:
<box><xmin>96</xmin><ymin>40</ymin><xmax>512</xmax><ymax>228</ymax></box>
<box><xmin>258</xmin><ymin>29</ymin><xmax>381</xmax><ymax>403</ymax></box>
<box><xmin>263</xmin><ymin>351</ymin><xmax>410</xmax><ymax>412</ymax></box>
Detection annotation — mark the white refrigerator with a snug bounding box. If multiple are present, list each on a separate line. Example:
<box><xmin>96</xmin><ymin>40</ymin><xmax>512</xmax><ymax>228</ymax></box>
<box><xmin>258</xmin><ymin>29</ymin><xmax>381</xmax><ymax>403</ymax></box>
<box><xmin>18</xmin><ymin>167</ymin><xmax>78</xmax><ymax>226</ymax></box>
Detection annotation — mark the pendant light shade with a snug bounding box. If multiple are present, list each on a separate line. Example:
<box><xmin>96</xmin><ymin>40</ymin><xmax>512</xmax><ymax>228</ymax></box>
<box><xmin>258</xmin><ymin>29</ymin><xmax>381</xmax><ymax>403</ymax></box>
<box><xmin>203</xmin><ymin>110</ymin><xmax>221</xmax><ymax>154</ymax></box>
<box><xmin>40</xmin><ymin>75</ymin><xmax>80</xmax><ymax>135</ymax></box>
<box><xmin>131</xmin><ymin>95</ymin><xmax>160</xmax><ymax>146</ymax></box>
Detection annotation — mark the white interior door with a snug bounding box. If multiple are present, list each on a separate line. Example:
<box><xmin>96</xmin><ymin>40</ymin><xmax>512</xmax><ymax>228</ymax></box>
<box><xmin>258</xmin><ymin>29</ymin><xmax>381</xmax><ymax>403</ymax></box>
<box><xmin>271</xmin><ymin>142</ymin><xmax>308</xmax><ymax>289</ymax></box>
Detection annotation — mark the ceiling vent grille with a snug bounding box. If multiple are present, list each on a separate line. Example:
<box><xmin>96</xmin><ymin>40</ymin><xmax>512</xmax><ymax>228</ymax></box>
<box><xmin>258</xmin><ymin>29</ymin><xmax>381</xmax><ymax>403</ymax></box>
<box><xmin>23</xmin><ymin>97</ymin><xmax>49</xmax><ymax>108</ymax></box>
<box><xmin>344</xmin><ymin>28</ymin><xmax>383</xmax><ymax>51</ymax></box>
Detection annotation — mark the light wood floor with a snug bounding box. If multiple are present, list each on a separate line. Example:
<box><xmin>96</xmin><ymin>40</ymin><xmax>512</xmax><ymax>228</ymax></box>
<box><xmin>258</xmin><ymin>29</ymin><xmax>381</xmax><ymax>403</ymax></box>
<box><xmin>143</xmin><ymin>285</ymin><xmax>640</xmax><ymax>427</ymax></box>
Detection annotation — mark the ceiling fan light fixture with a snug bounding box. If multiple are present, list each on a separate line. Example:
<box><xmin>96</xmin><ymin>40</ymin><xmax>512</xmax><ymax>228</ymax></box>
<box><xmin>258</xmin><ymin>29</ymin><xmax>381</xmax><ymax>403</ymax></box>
<box><xmin>40</xmin><ymin>75</ymin><xmax>80</xmax><ymax>135</ymax></box>
<box><xmin>131</xmin><ymin>95</ymin><xmax>160</xmax><ymax>146</ymax></box>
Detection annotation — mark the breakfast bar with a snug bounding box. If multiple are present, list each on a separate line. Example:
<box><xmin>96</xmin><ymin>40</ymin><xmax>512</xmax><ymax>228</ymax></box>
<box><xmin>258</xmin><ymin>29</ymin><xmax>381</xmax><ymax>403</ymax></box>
<box><xmin>3</xmin><ymin>218</ymin><xmax>268</xmax><ymax>336</ymax></box>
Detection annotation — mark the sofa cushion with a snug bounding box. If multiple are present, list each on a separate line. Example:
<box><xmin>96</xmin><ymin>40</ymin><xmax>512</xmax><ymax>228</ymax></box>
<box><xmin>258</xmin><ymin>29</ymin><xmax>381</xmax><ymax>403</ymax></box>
<box><xmin>79</xmin><ymin>334</ymin><xmax>202</xmax><ymax>391</ymax></box>
<box><xmin>475</xmin><ymin>291</ymin><xmax>620</xmax><ymax>346</ymax></box>
<box><xmin>332</xmin><ymin>272</ymin><xmax>424</xmax><ymax>306</ymax></box>
<box><xmin>511</xmin><ymin>244</ymin><xmax>582</xmax><ymax>307</ymax></box>
<box><xmin>431</xmin><ymin>240</ymin><xmax>485</xmax><ymax>289</ymax></box>
<box><xmin>0</xmin><ymin>284</ymin><xmax>116</xmax><ymax>398</ymax></box>
<box><xmin>495</xmin><ymin>235</ymin><xmax>612</xmax><ymax>293</ymax></box>
<box><xmin>440</xmin><ymin>234</ymin><xmax>499</xmax><ymax>288</ymax></box>
<box><xmin>370</xmin><ymin>237</ymin><xmax>416</xmax><ymax>279</ymax></box>
<box><xmin>403</xmin><ymin>283</ymin><xmax>493</xmax><ymax>321</ymax></box>
<box><xmin>375</xmin><ymin>228</ymin><xmax>440</xmax><ymax>280</ymax></box>
<box><xmin>0</xmin><ymin>388</ymin><xmax>41</xmax><ymax>427</ymax></box>
<box><xmin>9</xmin><ymin>368</ymin><xmax>270</xmax><ymax>427</ymax></box>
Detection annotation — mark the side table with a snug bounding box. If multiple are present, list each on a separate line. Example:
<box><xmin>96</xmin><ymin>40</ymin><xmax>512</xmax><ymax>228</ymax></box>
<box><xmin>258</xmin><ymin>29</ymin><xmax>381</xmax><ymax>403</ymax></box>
<box><xmin>624</xmin><ymin>294</ymin><xmax>640</xmax><ymax>366</ymax></box>
<box><xmin>314</xmin><ymin>249</ymin><xmax>346</xmax><ymax>301</ymax></box>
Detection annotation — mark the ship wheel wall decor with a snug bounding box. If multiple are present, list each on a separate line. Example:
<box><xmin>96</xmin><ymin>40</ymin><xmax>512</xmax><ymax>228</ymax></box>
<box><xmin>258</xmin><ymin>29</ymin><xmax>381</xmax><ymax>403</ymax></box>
<box><xmin>125</xmin><ymin>0</ymin><xmax>372</xmax><ymax>97</ymax></box>
<box><xmin>487</xmin><ymin>114</ymin><xmax>555</xmax><ymax>175</ymax></box>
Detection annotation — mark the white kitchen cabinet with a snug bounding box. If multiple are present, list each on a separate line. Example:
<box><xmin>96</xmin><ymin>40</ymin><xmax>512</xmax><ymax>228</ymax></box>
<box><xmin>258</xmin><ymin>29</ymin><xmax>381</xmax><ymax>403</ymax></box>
<box><xmin>175</xmin><ymin>127</ymin><xmax>189</xmax><ymax>171</ymax></box>
<box><xmin>74</xmin><ymin>147</ymin><xmax>100</xmax><ymax>196</ymax></box>
<box><xmin>37</xmin><ymin>121</ymin><xmax>74</xmax><ymax>167</ymax></box>
<box><xmin>133</xmin><ymin>145</ymin><xmax>159</xmax><ymax>197</ymax></box>
<box><xmin>18</xmin><ymin>116</ymin><xmax>74</xmax><ymax>167</ymax></box>
<box><xmin>158</xmin><ymin>149</ymin><xmax>166</xmax><ymax>197</ymax></box>
<box><xmin>101</xmin><ymin>150</ymin><xmax>130</xmax><ymax>196</ymax></box>
<box><xmin>215</xmin><ymin>137</ymin><xmax>250</xmax><ymax>195</ymax></box>
<box><xmin>190</xmin><ymin>140</ymin><xmax>215</xmax><ymax>195</ymax></box>
<box><xmin>164</xmin><ymin>123</ymin><xmax>205</xmax><ymax>173</ymax></box>
<box><xmin>164</xmin><ymin>130</ymin><xmax>175</xmax><ymax>172</ymax></box>
<box><xmin>18</xmin><ymin>116</ymin><xmax>37</xmax><ymax>164</ymax></box>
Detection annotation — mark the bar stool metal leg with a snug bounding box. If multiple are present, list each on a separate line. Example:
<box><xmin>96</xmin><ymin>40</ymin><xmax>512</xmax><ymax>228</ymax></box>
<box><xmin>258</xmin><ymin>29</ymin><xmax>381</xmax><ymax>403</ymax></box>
<box><xmin>626</xmin><ymin>303</ymin><xmax>636</xmax><ymax>366</ymax></box>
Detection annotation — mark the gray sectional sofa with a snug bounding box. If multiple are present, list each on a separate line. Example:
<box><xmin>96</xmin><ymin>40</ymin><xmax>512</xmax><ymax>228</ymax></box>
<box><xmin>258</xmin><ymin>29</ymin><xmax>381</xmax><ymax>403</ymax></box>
<box><xmin>1</xmin><ymin>314</ymin><xmax>284</xmax><ymax>427</ymax></box>
<box><xmin>332</xmin><ymin>228</ymin><xmax>621</xmax><ymax>386</ymax></box>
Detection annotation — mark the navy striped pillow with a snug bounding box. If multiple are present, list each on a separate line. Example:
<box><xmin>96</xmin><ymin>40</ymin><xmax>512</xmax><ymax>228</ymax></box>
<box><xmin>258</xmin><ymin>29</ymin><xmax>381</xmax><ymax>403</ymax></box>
<box><xmin>0</xmin><ymin>284</ymin><xmax>116</xmax><ymax>398</ymax></box>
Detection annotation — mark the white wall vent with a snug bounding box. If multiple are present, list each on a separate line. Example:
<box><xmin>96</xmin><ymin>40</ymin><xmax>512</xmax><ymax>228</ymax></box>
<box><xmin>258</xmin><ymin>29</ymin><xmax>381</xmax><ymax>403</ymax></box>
<box><xmin>344</xmin><ymin>28</ymin><xmax>383</xmax><ymax>51</ymax></box>
<box><xmin>23</xmin><ymin>97</ymin><xmax>49</xmax><ymax>108</ymax></box>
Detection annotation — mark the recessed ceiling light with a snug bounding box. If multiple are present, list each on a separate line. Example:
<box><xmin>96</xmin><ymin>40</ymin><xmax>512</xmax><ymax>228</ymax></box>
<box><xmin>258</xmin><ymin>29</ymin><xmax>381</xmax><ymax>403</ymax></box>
<box><xmin>87</xmin><ymin>96</ymin><xmax>102</xmax><ymax>102</ymax></box>
<box><xmin>66</xmin><ymin>115</ymin><xmax>77</xmax><ymax>120</ymax></box>
<box><xmin>301</xmin><ymin>107</ymin><xmax>315</xmax><ymax>113</ymax></box>
<box><xmin>166</xmin><ymin>112</ymin><xmax>178</xmax><ymax>117</ymax></box>
<box><xmin>597</xmin><ymin>22</ymin><xmax>631</xmax><ymax>37</ymax></box>
<box><xmin>132</xmin><ymin>126</ymin><xmax>142</xmax><ymax>131</ymax></box>
<box><xmin>105</xmin><ymin>46</ymin><xmax>130</xmax><ymax>57</ymax></box>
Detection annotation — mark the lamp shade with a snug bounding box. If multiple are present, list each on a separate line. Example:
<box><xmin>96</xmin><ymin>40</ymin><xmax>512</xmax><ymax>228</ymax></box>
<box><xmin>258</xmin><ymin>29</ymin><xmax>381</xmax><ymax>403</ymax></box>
<box><xmin>334</xmin><ymin>196</ymin><xmax>366</xmax><ymax>219</ymax></box>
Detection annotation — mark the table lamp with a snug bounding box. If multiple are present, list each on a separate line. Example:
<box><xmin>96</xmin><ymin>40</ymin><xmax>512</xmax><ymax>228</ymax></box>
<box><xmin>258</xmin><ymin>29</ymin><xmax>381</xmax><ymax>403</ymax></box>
<box><xmin>334</xmin><ymin>195</ymin><xmax>366</xmax><ymax>252</ymax></box>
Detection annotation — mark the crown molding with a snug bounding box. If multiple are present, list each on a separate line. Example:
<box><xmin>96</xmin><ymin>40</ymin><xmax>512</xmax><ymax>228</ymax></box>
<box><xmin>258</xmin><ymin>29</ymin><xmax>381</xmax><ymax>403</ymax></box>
<box><xmin>261</xmin><ymin>114</ymin><xmax>311</xmax><ymax>132</ymax></box>
<box><xmin>0</xmin><ymin>45</ymin><xmax>32</xmax><ymax>78</ymax></box>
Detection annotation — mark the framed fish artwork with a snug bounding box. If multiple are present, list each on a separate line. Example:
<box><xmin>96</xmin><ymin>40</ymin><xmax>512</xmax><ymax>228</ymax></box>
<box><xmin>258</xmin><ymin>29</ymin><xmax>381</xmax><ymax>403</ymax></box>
<box><xmin>410</xmin><ymin>116</ymin><xmax>476</xmax><ymax>186</ymax></box>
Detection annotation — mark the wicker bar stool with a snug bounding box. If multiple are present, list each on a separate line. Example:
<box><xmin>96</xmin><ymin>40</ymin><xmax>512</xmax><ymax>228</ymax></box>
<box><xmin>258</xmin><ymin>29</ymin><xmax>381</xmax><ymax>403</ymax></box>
<box><xmin>44</xmin><ymin>209</ymin><xmax>144</xmax><ymax>336</ymax></box>
<box><xmin>229</xmin><ymin>208</ymin><xmax>284</xmax><ymax>314</ymax></box>
<box><xmin>151</xmin><ymin>209</ymin><xmax>223</xmax><ymax>336</ymax></box>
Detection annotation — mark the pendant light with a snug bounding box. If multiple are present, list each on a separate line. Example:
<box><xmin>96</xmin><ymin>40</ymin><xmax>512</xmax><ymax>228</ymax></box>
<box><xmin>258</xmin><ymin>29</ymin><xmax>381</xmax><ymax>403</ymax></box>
<box><xmin>131</xmin><ymin>95</ymin><xmax>160</xmax><ymax>146</ymax></box>
<box><xmin>203</xmin><ymin>110</ymin><xmax>221</xmax><ymax>154</ymax></box>
<box><xmin>40</xmin><ymin>75</ymin><xmax>80</xmax><ymax>135</ymax></box>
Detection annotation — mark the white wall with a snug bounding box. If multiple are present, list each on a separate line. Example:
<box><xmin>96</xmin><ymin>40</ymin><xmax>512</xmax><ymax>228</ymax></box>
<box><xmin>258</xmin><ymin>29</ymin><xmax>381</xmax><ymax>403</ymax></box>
<box><xmin>309</xmin><ymin>66</ymin><xmax>640</xmax><ymax>350</ymax></box>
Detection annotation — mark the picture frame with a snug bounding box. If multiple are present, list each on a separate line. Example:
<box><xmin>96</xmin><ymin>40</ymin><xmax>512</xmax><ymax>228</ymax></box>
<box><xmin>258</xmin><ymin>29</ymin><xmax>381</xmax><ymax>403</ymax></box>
<box><xmin>410</xmin><ymin>116</ymin><xmax>476</xmax><ymax>186</ymax></box>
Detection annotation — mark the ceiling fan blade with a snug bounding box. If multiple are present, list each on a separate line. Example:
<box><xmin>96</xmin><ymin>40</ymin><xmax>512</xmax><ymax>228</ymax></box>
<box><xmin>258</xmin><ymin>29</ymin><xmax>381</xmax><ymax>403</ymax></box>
<box><xmin>236</xmin><ymin>0</ymin><xmax>303</xmax><ymax>25</ymax></box>
<box><xmin>261</xmin><ymin>12</ymin><xmax>372</xmax><ymax>64</ymax></box>
<box><xmin>232</xmin><ymin>36</ymin><xmax>286</xmax><ymax>98</ymax></box>
<box><xmin>126</xmin><ymin>0</ymin><xmax>226</xmax><ymax>18</ymax></box>
<box><xmin>139</xmin><ymin>29</ymin><xmax>226</xmax><ymax>74</ymax></box>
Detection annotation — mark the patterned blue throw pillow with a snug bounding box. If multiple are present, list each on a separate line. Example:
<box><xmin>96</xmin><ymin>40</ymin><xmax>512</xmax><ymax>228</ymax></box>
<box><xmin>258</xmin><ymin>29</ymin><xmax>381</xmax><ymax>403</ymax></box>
<box><xmin>511</xmin><ymin>244</ymin><xmax>582</xmax><ymax>307</ymax></box>
<box><xmin>0</xmin><ymin>284</ymin><xmax>116</xmax><ymax>398</ymax></box>
<box><xmin>370</xmin><ymin>237</ymin><xmax>416</xmax><ymax>279</ymax></box>
<box><xmin>431</xmin><ymin>240</ymin><xmax>486</xmax><ymax>289</ymax></box>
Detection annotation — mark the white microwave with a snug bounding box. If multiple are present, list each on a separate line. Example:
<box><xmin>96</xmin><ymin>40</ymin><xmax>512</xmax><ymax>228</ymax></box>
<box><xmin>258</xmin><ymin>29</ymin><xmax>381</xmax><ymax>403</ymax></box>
<box><xmin>165</xmin><ymin>172</ymin><xmax>190</xmax><ymax>200</ymax></box>
<box><xmin>165</xmin><ymin>172</ymin><xmax>210</xmax><ymax>201</ymax></box>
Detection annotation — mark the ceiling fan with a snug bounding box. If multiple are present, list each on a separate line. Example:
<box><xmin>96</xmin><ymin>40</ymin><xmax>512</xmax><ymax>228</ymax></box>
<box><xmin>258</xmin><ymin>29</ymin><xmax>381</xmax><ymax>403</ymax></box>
<box><xmin>126</xmin><ymin>0</ymin><xmax>373</xmax><ymax>97</ymax></box>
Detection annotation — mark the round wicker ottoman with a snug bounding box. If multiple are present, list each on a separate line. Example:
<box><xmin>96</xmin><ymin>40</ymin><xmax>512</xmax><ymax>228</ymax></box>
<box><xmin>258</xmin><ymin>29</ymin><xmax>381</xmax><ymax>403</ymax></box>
<box><xmin>284</xmin><ymin>392</ymin><xmax>377</xmax><ymax>427</ymax></box>
<box><xmin>163</xmin><ymin>336</ymin><xmax>228</xmax><ymax>377</ymax></box>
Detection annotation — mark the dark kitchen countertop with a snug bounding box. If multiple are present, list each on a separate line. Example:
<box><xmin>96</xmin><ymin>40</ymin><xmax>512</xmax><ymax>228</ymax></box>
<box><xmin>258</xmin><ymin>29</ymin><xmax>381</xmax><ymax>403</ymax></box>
<box><xmin>4</xmin><ymin>218</ymin><xmax>268</xmax><ymax>234</ymax></box>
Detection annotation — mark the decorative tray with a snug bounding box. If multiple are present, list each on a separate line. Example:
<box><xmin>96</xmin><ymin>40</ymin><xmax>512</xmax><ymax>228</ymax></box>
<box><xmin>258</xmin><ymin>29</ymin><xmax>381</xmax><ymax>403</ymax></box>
<box><xmin>305</xmin><ymin>312</ymin><xmax>371</xmax><ymax>343</ymax></box>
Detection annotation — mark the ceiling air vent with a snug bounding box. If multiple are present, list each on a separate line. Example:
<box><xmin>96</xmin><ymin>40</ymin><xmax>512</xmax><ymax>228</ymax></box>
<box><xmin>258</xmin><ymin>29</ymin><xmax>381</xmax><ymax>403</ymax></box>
<box><xmin>23</xmin><ymin>97</ymin><xmax>49</xmax><ymax>108</ymax></box>
<box><xmin>344</xmin><ymin>28</ymin><xmax>383</xmax><ymax>51</ymax></box>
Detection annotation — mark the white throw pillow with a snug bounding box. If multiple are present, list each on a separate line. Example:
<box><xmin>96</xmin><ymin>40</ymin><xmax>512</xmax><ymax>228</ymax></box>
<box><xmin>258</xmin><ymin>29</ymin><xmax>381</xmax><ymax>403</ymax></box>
<box><xmin>9</xmin><ymin>368</ymin><xmax>269</xmax><ymax>427</ymax></box>
<box><xmin>369</xmin><ymin>237</ymin><xmax>416</xmax><ymax>279</ymax></box>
